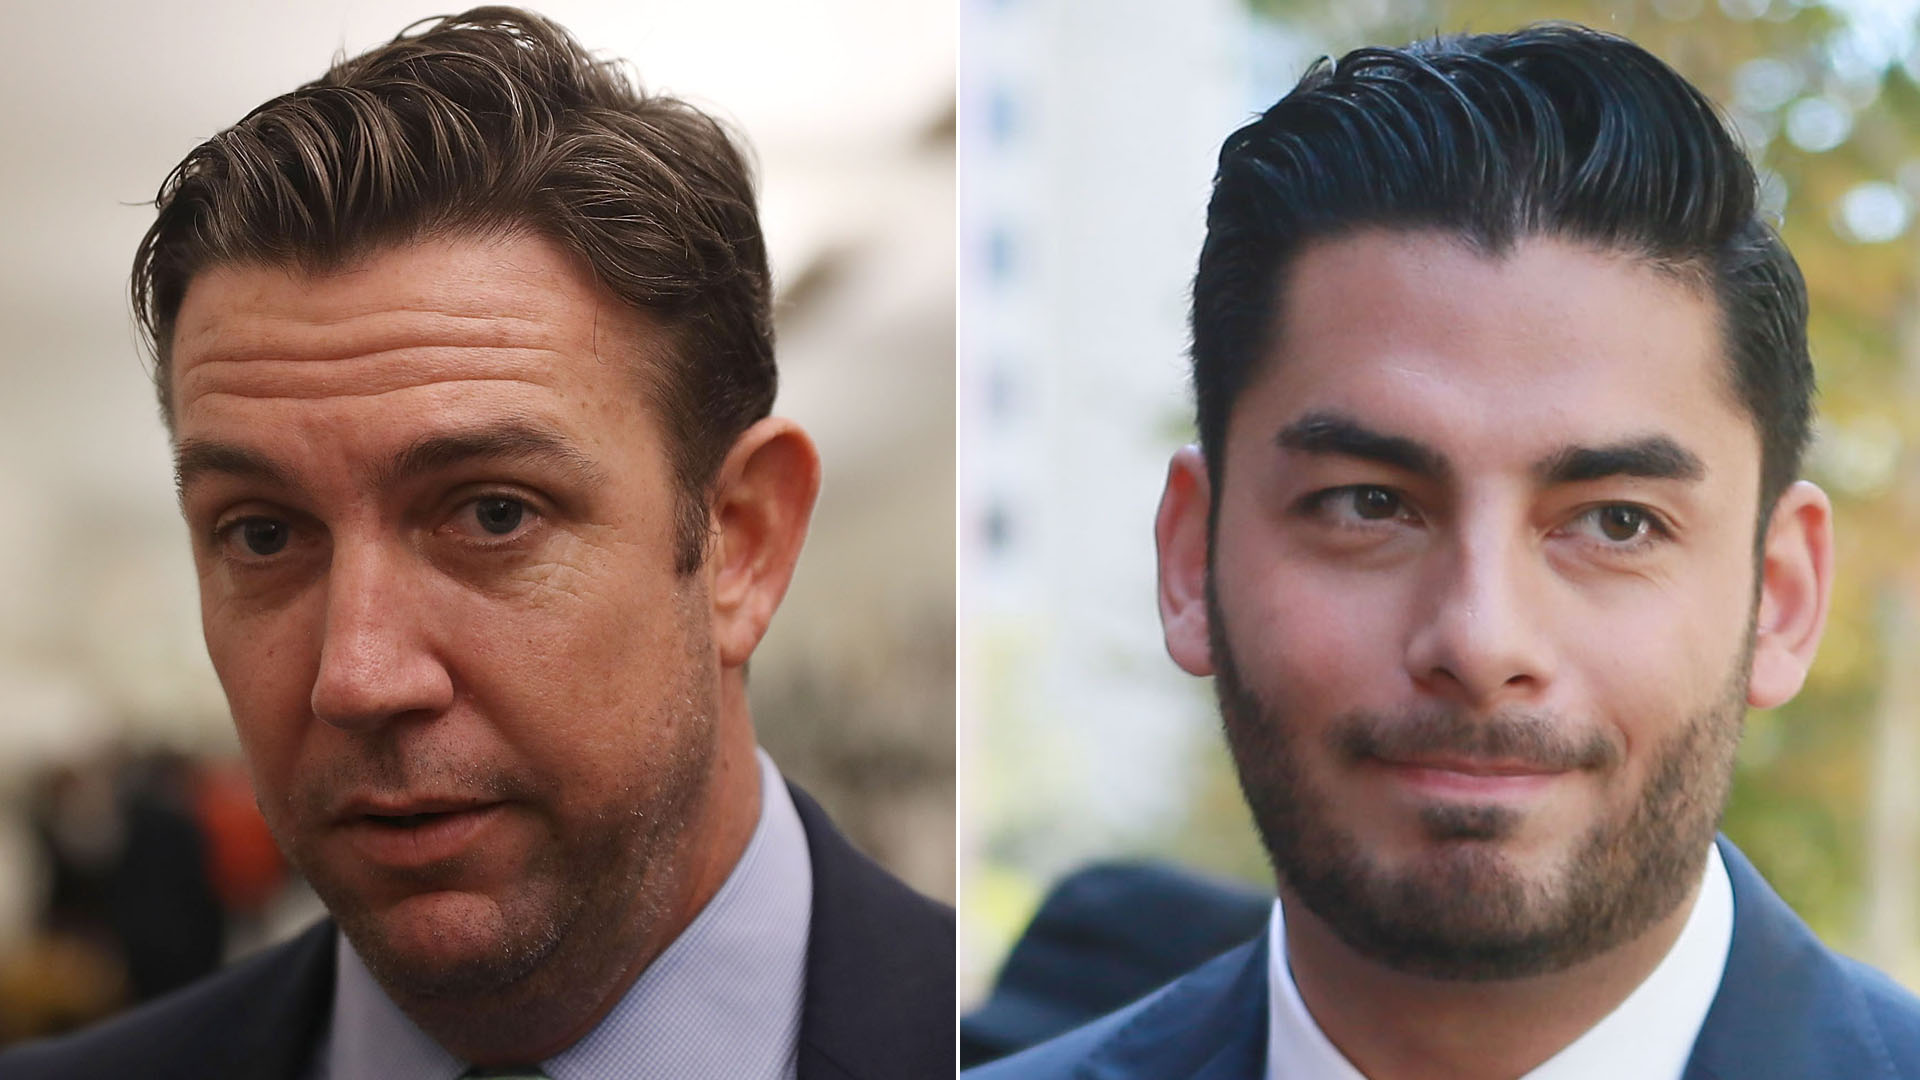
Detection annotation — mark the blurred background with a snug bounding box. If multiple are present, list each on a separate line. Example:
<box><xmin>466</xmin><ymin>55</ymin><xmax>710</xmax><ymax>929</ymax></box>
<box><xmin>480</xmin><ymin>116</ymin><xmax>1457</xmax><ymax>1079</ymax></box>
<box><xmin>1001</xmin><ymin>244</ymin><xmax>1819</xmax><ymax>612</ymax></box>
<box><xmin>961</xmin><ymin>0</ymin><xmax>1920</xmax><ymax>1026</ymax></box>
<box><xmin>0</xmin><ymin>0</ymin><xmax>953</xmax><ymax>1044</ymax></box>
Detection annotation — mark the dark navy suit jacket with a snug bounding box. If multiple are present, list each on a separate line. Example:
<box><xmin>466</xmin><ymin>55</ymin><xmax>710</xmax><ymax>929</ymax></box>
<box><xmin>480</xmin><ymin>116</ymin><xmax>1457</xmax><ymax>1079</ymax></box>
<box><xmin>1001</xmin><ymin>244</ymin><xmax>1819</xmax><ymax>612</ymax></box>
<box><xmin>0</xmin><ymin>784</ymin><xmax>955</xmax><ymax>1080</ymax></box>
<box><xmin>970</xmin><ymin>837</ymin><xmax>1920</xmax><ymax>1079</ymax></box>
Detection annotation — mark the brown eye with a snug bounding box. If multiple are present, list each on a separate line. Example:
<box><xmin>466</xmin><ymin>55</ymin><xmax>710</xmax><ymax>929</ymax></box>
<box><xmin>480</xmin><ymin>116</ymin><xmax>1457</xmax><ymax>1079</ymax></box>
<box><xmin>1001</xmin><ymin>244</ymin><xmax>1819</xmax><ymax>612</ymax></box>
<box><xmin>1353</xmin><ymin>486</ymin><xmax>1401</xmax><ymax>520</ymax></box>
<box><xmin>1597</xmin><ymin>505</ymin><xmax>1647</xmax><ymax>542</ymax></box>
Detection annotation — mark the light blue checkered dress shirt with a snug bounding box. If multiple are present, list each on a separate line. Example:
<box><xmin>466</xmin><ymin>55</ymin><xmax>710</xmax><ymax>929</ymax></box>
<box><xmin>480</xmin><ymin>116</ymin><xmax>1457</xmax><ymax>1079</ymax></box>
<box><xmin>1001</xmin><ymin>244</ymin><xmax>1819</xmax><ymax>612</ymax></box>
<box><xmin>306</xmin><ymin>748</ymin><xmax>813</xmax><ymax>1080</ymax></box>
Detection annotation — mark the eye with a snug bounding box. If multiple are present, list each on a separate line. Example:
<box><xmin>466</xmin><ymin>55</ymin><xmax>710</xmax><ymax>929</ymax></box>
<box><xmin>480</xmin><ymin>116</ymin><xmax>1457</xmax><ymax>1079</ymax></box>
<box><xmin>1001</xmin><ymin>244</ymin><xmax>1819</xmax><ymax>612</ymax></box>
<box><xmin>1348</xmin><ymin>486</ymin><xmax>1403</xmax><ymax>521</ymax></box>
<box><xmin>217</xmin><ymin>516</ymin><xmax>291</xmax><ymax>558</ymax></box>
<box><xmin>1568</xmin><ymin>504</ymin><xmax>1667</xmax><ymax>546</ymax></box>
<box><xmin>1306</xmin><ymin>484</ymin><xmax>1414</xmax><ymax>524</ymax></box>
<box><xmin>472</xmin><ymin>496</ymin><xmax>526</xmax><ymax>536</ymax></box>
<box><xmin>447</xmin><ymin>494</ymin><xmax>541</xmax><ymax>543</ymax></box>
<box><xmin>1596</xmin><ymin>505</ymin><xmax>1646</xmax><ymax>542</ymax></box>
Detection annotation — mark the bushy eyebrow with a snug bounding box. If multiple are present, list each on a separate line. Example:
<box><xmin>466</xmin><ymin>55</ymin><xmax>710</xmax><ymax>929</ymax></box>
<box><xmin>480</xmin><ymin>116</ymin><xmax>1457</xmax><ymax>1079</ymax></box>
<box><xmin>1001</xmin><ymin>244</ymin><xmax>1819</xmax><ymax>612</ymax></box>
<box><xmin>1273</xmin><ymin>410</ymin><xmax>1706</xmax><ymax>489</ymax></box>
<box><xmin>174</xmin><ymin>419</ymin><xmax>609</xmax><ymax>504</ymax></box>
<box><xmin>1276</xmin><ymin>411</ymin><xmax>1450</xmax><ymax>481</ymax></box>
<box><xmin>1534</xmin><ymin>437</ymin><xmax>1705</xmax><ymax>485</ymax></box>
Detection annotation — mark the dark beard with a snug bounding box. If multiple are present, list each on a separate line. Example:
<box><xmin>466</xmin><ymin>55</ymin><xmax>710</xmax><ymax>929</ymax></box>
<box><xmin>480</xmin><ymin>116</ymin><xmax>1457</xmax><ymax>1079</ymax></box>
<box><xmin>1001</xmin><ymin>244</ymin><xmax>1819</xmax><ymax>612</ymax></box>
<box><xmin>1208</xmin><ymin>580</ymin><xmax>1747</xmax><ymax>981</ymax></box>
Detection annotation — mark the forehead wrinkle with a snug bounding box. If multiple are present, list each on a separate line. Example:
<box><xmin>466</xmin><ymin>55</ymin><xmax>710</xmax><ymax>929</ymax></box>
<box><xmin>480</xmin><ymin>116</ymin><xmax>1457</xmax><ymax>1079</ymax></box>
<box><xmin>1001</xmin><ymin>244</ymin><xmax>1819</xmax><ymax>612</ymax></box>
<box><xmin>186</xmin><ymin>303</ymin><xmax>556</xmax><ymax>340</ymax></box>
<box><xmin>173</xmin><ymin>294</ymin><xmax>572</xmax><ymax>366</ymax></box>
<box><xmin>176</xmin><ymin>355</ymin><xmax>569</xmax><ymax>407</ymax></box>
<box><xmin>172</xmin><ymin>303</ymin><xmax>580</xmax><ymax>404</ymax></box>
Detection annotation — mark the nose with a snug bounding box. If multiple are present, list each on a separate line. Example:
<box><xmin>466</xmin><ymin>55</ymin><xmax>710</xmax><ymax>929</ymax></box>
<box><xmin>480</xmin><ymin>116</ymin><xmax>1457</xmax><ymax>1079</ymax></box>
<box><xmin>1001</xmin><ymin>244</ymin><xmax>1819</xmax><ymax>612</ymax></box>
<box><xmin>309</xmin><ymin>542</ymin><xmax>454</xmax><ymax>730</ymax></box>
<box><xmin>1403</xmin><ymin>528</ymin><xmax>1555</xmax><ymax>708</ymax></box>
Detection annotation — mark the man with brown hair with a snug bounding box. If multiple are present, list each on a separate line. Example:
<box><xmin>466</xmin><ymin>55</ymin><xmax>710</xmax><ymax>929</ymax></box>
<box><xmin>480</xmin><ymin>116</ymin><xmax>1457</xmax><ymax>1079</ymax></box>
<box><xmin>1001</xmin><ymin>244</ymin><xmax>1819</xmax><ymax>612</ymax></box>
<box><xmin>0</xmin><ymin>8</ymin><xmax>952</xmax><ymax>1079</ymax></box>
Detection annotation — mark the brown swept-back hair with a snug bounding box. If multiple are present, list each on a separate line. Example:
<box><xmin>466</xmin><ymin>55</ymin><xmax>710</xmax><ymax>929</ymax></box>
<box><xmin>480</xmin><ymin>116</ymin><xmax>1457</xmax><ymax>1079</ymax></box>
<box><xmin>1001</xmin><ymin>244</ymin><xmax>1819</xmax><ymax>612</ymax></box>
<box><xmin>132</xmin><ymin>6</ymin><xmax>775</xmax><ymax>572</ymax></box>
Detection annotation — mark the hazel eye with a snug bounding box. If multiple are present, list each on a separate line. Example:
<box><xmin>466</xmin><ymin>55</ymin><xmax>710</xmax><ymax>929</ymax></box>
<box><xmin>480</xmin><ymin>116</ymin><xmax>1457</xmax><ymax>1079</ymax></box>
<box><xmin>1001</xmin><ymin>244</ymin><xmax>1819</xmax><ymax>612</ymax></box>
<box><xmin>472</xmin><ymin>497</ymin><xmax>526</xmax><ymax>536</ymax></box>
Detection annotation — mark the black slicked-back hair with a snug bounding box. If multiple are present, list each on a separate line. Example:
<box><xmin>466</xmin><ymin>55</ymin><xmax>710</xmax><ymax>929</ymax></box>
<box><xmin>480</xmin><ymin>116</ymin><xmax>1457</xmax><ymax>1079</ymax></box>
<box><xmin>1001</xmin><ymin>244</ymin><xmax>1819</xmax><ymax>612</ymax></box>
<box><xmin>1191</xmin><ymin>24</ymin><xmax>1812</xmax><ymax>518</ymax></box>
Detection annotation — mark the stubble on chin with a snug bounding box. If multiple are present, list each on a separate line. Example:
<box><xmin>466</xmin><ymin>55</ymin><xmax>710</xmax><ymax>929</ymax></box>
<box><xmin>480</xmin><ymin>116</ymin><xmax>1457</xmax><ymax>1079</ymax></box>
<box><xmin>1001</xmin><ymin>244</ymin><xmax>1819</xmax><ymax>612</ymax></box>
<box><xmin>315</xmin><ymin>829</ymin><xmax>584</xmax><ymax>1001</ymax></box>
<box><xmin>1207</xmin><ymin>584</ymin><xmax>1747</xmax><ymax>982</ymax></box>
<box><xmin>270</xmin><ymin>684</ymin><xmax>717</xmax><ymax>1018</ymax></box>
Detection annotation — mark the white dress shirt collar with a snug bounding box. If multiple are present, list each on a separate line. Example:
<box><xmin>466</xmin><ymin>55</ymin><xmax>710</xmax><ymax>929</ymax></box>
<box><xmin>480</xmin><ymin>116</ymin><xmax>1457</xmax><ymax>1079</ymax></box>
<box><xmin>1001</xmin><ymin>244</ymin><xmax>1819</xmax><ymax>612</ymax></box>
<box><xmin>311</xmin><ymin>747</ymin><xmax>813</xmax><ymax>1080</ymax></box>
<box><xmin>1265</xmin><ymin>844</ymin><xmax>1735</xmax><ymax>1080</ymax></box>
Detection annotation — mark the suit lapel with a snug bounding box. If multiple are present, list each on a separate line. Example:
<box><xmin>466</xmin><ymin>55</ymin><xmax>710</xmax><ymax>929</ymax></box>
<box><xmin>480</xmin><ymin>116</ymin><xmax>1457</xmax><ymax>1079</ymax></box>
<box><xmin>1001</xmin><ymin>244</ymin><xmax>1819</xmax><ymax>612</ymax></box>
<box><xmin>1079</xmin><ymin>935</ymin><xmax>1268</xmax><ymax>1080</ymax></box>
<box><xmin>996</xmin><ymin>837</ymin><xmax>1894</xmax><ymax>1080</ymax></box>
<box><xmin>789</xmin><ymin>783</ymin><xmax>956</xmax><ymax>1080</ymax></box>
<box><xmin>187</xmin><ymin>919</ymin><xmax>337</xmax><ymax>1080</ymax></box>
<box><xmin>1682</xmin><ymin>837</ymin><xmax>1890</xmax><ymax>1080</ymax></box>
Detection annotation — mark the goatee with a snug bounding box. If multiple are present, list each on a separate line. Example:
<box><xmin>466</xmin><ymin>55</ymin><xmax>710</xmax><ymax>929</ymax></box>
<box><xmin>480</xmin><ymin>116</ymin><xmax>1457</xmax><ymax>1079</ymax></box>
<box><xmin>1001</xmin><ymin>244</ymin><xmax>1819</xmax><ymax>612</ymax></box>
<box><xmin>1209</xmin><ymin>581</ymin><xmax>1747</xmax><ymax>981</ymax></box>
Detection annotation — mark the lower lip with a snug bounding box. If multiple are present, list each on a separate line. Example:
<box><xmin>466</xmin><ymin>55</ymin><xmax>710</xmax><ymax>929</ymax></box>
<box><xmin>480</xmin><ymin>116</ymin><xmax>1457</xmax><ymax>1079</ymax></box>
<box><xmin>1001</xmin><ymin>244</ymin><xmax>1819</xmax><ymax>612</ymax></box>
<box><xmin>338</xmin><ymin>804</ymin><xmax>506</xmax><ymax>867</ymax></box>
<box><xmin>1376</xmin><ymin>763</ymin><xmax>1563</xmax><ymax>800</ymax></box>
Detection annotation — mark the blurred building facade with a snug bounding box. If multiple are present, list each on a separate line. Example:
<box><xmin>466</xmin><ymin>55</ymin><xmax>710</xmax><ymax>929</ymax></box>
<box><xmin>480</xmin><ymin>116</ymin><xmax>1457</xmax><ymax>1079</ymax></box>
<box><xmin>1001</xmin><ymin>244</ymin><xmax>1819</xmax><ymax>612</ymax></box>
<box><xmin>960</xmin><ymin>0</ymin><xmax>1295</xmax><ymax>998</ymax></box>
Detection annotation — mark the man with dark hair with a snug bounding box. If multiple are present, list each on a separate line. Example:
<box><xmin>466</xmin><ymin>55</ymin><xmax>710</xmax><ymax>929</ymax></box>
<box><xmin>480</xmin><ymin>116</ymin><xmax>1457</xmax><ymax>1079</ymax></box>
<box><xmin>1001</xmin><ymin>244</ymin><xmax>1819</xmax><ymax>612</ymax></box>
<box><xmin>974</xmin><ymin>24</ymin><xmax>1920</xmax><ymax>1080</ymax></box>
<box><xmin>1</xmin><ymin>8</ymin><xmax>951</xmax><ymax>1079</ymax></box>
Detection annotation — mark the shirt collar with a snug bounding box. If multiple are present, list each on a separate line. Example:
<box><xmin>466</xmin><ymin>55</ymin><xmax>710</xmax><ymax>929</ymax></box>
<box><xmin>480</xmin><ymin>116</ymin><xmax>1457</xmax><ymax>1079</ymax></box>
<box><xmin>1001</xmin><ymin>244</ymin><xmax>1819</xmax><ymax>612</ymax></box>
<box><xmin>315</xmin><ymin>747</ymin><xmax>813</xmax><ymax>1080</ymax></box>
<box><xmin>1265</xmin><ymin>844</ymin><xmax>1734</xmax><ymax>1080</ymax></box>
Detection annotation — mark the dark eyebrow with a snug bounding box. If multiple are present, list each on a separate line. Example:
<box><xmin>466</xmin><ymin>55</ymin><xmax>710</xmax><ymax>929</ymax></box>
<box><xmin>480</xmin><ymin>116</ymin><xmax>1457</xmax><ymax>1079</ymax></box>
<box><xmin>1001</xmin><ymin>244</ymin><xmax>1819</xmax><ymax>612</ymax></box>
<box><xmin>175</xmin><ymin>441</ymin><xmax>296</xmax><ymax>502</ymax></box>
<box><xmin>1535</xmin><ymin>437</ymin><xmax>1705</xmax><ymax>486</ymax></box>
<box><xmin>173</xmin><ymin>420</ymin><xmax>609</xmax><ymax>504</ymax></box>
<box><xmin>377</xmin><ymin>420</ymin><xmax>610</xmax><ymax>490</ymax></box>
<box><xmin>1276</xmin><ymin>411</ymin><xmax>1449</xmax><ymax>480</ymax></box>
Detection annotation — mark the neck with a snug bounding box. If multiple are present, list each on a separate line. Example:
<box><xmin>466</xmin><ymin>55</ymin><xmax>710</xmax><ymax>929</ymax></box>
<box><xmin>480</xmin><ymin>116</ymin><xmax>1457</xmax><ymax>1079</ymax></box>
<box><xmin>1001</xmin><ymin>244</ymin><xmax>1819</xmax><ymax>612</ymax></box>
<box><xmin>413</xmin><ymin>675</ymin><xmax>764</xmax><ymax>1066</ymax></box>
<box><xmin>1282</xmin><ymin>869</ymin><xmax>1705</xmax><ymax>1080</ymax></box>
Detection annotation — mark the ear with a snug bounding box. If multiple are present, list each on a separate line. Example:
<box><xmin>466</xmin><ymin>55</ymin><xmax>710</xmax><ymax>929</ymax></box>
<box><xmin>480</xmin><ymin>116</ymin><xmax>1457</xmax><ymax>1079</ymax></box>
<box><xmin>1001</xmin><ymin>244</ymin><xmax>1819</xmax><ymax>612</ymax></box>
<box><xmin>1747</xmin><ymin>480</ymin><xmax>1834</xmax><ymax>709</ymax></box>
<box><xmin>1157</xmin><ymin>446</ymin><xmax>1216</xmax><ymax>677</ymax></box>
<box><xmin>706</xmin><ymin>417</ymin><xmax>822</xmax><ymax>669</ymax></box>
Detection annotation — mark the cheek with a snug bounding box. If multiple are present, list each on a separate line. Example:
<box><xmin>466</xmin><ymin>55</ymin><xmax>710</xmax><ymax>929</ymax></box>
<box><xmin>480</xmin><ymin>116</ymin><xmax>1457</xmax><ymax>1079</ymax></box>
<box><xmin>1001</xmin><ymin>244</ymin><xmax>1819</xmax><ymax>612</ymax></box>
<box><xmin>1532</xmin><ymin>564</ymin><xmax>1755</xmax><ymax>784</ymax></box>
<box><xmin>1566</xmin><ymin>597</ymin><xmax>1748</xmax><ymax>729</ymax></box>
<box><xmin>200</xmin><ymin>591</ymin><xmax>322</xmax><ymax>795</ymax></box>
<box><xmin>443</xmin><ymin>554</ymin><xmax>705</xmax><ymax>773</ymax></box>
<box><xmin>1214</xmin><ymin>541</ymin><xmax>1409</xmax><ymax>718</ymax></box>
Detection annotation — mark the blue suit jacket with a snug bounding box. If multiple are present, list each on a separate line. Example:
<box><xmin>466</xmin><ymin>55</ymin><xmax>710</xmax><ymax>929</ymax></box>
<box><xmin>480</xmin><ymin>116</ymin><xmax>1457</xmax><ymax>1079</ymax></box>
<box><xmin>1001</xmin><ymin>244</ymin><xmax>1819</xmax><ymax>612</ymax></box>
<box><xmin>970</xmin><ymin>837</ymin><xmax>1920</xmax><ymax>1079</ymax></box>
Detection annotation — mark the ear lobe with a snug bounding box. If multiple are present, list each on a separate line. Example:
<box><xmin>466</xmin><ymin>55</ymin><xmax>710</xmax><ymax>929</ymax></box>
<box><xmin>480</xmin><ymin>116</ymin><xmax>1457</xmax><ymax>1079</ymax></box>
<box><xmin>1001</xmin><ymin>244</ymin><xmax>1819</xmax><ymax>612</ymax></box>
<box><xmin>1747</xmin><ymin>480</ymin><xmax>1834</xmax><ymax>709</ymax></box>
<box><xmin>1157</xmin><ymin>446</ymin><xmax>1216</xmax><ymax>677</ymax></box>
<box><xmin>707</xmin><ymin>418</ymin><xmax>822</xmax><ymax>669</ymax></box>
